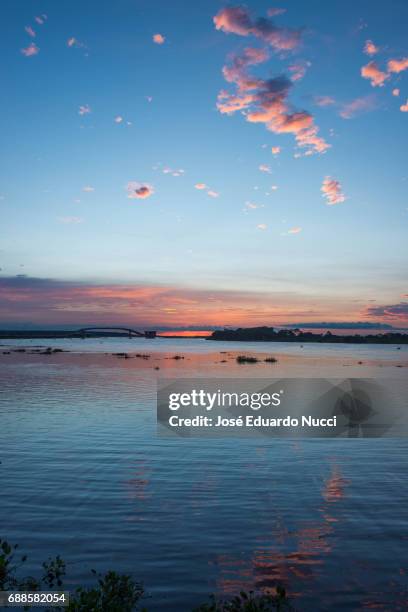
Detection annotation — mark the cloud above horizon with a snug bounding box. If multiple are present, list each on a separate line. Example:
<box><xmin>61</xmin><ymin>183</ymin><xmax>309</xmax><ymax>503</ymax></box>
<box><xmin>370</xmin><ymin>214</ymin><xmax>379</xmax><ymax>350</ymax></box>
<box><xmin>216</xmin><ymin>34</ymin><xmax>330</xmax><ymax>155</ymax></box>
<box><xmin>78</xmin><ymin>104</ymin><xmax>91</xmax><ymax>115</ymax></box>
<box><xmin>365</xmin><ymin>301</ymin><xmax>408</xmax><ymax>321</ymax></box>
<box><xmin>361</xmin><ymin>55</ymin><xmax>408</xmax><ymax>90</ymax></box>
<box><xmin>153</xmin><ymin>33</ymin><xmax>165</xmax><ymax>44</ymax></box>
<box><xmin>127</xmin><ymin>182</ymin><xmax>154</xmax><ymax>199</ymax></box>
<box><xmin>361</xmin><ymin>60</ymin><xmax>389</xmax><ymax>87</ymax></box>
<box><xmin>21</xmin><ymin>42</ymin><xmax>39</xmax><ymax>57</ymax></box>
<box><xmin>364</xmin><ymin>40</ymin><xmax>379</xmax><ymax>56</ymax></box>
<box><xmin>314</xmin><ymin>95</ymin><xmax>336</xmax><ymax>107</ymax></box>
<box><xmin>25</xmin><ymin>25</ymin><xmax>36</xmax><ymax>38</ymax></box>
<box><xmin>321</xmin><ymin>177</ymin><xmax>345</xmax><ymax>205</ymax></box>
<box><xmin>340</xmin><ymin>95</ymin><xmax>376</xmax><ymax>119</ymax></box>
<box><xmin>387</xmin><ymin>57</ymin><xmax>408</xmax><ymax>73</ymax></box>
<box><xmin>0</xmin><ymin>275</ymin><xmax>359</xmax><ymax>327</ymax></box>
<box><xmin>213</xmin><ymin>6</ymin><xmax>302</xmax><ymax>51</ymax></box>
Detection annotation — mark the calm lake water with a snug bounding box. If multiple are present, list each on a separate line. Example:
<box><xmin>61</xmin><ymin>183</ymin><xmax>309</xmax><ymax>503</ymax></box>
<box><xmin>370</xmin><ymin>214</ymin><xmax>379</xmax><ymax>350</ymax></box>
<box><xmin>1</xmin><ymin>339</ymin><xmax>407</xmax><ymax>610</ymax></box>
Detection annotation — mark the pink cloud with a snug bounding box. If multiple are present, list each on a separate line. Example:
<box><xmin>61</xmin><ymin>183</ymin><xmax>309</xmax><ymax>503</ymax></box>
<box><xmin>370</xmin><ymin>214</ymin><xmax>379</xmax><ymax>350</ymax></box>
<box><xmin>67</xmin><ymin>37</ymin><xmax>85</xmax><ymax>49</ymax></box>
<box><xmin>400</xmin><ymin>100</ymin><xmax>408</xmax><ymax>112</ymax></box>
<box><xmin>259</xmin><ymin>164</ymin><xmax>272</xmax><ymax>173</ymax></box>
<box><xmin>321</xmin><ymin>177</ymin><xmax>345</xmax><ymax>205</ymax></box>
<box><xmin>267</xmin><ymin>8</ymin><xmax>286</xmax><ymax>17</ymax></box>
<box><xmin>153</xmin><ymin>33</ymin><xmax>165</xmax><ymax>44</ymax></box>
<box><xmin>195</xmin><ymin>183</ymin><xmax>207</xmax><ymax>190</ymax></box>
<box><xmin>34</xmin><ymin>15</ymin><xmax>47</xmax><ymax>25</ymax></box>
<box><xmin>314</xmin><ymin>95</ymin><xmax>335</xmax><ymax>107</ymax></box>
<box><xmin>114</xmin><ymin>115</ymin><xmax>123</xmax><ymax>123</ymax></box>
<box><xmin>365</xmin><ymin>302</ymin><xmax>408</xmax><ymax>321</ymax></box>
<box><xmin>0</xmin><ymin>276</ymin><xmax>355</xmax><ymax>327</ymax></box>
<box><xmin>21</xmin><ymin>43</ymin><xmax>39</xmax><ymax>57</ymax></box>
<box><xmin>339</xmin><ymin>95</ymin><xmax>376</xmax><ymax>119</ymax></box>
<box><xmin>288</xmin><ymin>227</ymin><xmax>302</xmax><ymax>234</ymax></box>
<box><xmin>364</xmin><ymin>40</ymin><xmax>379</xmax><ymax>56</ymax></box>
<box><xmin>361</xmin><ymin>60</ymin><xmax>389</xmax><ymax>87</ymax></box>
<box><xmin>78</xmin><ymin>104</ymin><xmax>91</xmax><ymax>115</ymax></box>
<box><xmin>271</xmin><ymin>146</ymin><xmax>281</xmax><ymax>155</ymax></box>
<box><xmin>288</xmin><ymin>60</ymin><xmax>311</xmax><ymax>82</ymax></box>
<box><xmin>392</xmin><ymin>88</ymin><xmax>400</xmax><ymax>97</ymax></box>
<box><xmin>127</xmin><ymin>182</ymin><xmax>154</xmax><ymax>199</ymax></box>
<box><xmin>207</xmin><ymin>190</ymin><xmax>220</xmax><ymax>198</ymax></box>
<box><xmin>244</xmin><ymin>201</ymin><xmax>263</xmax><ymax>210</ymax></box>
<box><xmin>387</xmin><ymin>57</ymin><xmax>408</xmax><ymax>74</ymax></box>
<box><xmin>25</xmin><ymin>26</ymin><xmax>36</xmax><ymax>38</ymax></box>
<box><xmin>222</xmin><ymin>46</ymin><xmax>269</xmax><ymax>91</ymax></box>
<box><xmin>213</xmin><ymin>6</ymin><xmax>302</xmax><ymax>51</ymax></box>
<box><xmin>257</xmin><ymin>223</ymin><xmax>267</xmax><ymax>230</ymax></box>
<box><xmin>217</xmin><ymin>44</ymin><xmax>329</xmax><ymax>154</ymax></box>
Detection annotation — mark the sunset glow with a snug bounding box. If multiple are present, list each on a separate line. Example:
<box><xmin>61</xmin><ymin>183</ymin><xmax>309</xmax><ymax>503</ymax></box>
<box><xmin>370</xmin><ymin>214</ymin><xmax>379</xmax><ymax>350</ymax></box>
<box><xmin>1</xmin><ymin>1</ymin><xmax>407</xmax><ymax>329</ymax></box>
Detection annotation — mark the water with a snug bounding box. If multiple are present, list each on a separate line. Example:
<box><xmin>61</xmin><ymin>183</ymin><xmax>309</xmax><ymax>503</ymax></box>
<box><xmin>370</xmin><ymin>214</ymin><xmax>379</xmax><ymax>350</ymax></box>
<box><xmin>1</xmin><ymin>341</ymin><xmax>407</xmax><ymax>610</ymax></box>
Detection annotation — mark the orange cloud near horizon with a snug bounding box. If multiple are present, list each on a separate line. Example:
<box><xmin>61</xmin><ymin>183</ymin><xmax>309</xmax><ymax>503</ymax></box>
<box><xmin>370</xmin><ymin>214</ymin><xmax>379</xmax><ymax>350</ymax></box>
<box><xmin>1</xmin><ymin>276</ymin><xmax>394</xmax><ymax>328</ymax></box>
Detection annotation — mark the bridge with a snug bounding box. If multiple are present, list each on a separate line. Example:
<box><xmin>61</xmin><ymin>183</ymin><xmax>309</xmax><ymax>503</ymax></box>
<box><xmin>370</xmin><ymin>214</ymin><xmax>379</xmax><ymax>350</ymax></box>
<box><xmin>75</xmin><ymin>327</ymin><xmax>156</xmax><ymax>338</ymax></box>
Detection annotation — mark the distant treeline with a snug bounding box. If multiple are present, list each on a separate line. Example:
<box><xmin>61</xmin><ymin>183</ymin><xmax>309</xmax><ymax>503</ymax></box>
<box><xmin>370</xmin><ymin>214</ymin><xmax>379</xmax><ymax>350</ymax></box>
<box><xmin>209</xmin><ymin>326</ymin><xmax>408</xmax><ymax>344</ymax></box>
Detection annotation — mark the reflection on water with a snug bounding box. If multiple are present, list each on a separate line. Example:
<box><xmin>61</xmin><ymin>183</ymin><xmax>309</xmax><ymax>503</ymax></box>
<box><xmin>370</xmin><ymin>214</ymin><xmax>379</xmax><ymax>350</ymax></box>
<box><xmin>0</xmin><ymin>353</ymin><xmax>407</xmax><ymax>611</ymax></box>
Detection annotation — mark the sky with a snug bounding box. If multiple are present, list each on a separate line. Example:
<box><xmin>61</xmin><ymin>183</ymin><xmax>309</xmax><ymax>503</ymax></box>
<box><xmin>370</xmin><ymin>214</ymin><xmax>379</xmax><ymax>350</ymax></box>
<box><xmin>0</xmin><ymin>0</ymin><xmax>407</xmax><ymax>329</ymax></box>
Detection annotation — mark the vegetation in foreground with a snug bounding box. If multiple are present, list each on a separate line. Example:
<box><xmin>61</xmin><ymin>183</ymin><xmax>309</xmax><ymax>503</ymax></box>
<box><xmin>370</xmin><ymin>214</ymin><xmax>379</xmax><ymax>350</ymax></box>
<box><xmin>211</xmin><ymin>326</ymin><xmax>408</xmax><ymax>344</ymax></box>
<box><xmin>1</xmin><ymin>539</ymin><xmax>294</xmax><ymax>611</ymax></box>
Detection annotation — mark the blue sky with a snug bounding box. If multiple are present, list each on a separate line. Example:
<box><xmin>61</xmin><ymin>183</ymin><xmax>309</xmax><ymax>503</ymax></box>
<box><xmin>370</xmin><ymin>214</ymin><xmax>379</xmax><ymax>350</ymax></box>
<box><xmin>0</xmin><ymin>0</ymin><xmax>407</xmax><ymax>328</ymax></box>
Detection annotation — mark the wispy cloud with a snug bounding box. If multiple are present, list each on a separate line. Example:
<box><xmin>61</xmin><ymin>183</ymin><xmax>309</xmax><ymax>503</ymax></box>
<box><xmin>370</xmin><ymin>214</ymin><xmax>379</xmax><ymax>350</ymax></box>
<box><xmin>259</xmin><ymin>164</ymin><xmax>272</xmax><ymax>173</ymax></box>
<box><xmin>339</xmin><ymin>95</ymin><xmax>376</xmax><ymax>119</ymax></box>
<box><xmin>67</xmin><ymin>37</ymin><xmax>85</xmax><ymax>49</ymax></box>
<box><xmin>0</xmin><ymin>276</ymin><xmax>350</xmax><ymax>327</ymax></box>
<box><xmin>163</xmin><ymin>167</ymin><xmax>185</xmax><ymax>177</ymax></box>
<box><xmin>82</xmin><ymin>186</ymin><xmax>95</xmax><ymax>192</ymax></box>
<box><xmin>267</xmin><ymin>8</ymin><xmax>287</xmax><ymax>17</ymax></box>
<box><xmin>288</xmin><ymin>60</ymin><xmax>311</xmax><ymax>82</ymax></box>
<box><xmin>392</xmin><ymin>88</ymin><xmax>400</xmax><ymax>97</ymax></box>
<box><xmin>400</xmin><ymin>100</ymin><xmax>408</xmax><ymax>112</ymax></box>
<box><xmin>25</xmin><ymin>26</ymin><xmax>36</xmax><ymax>38</ymax></box>
<box><xmin>21</xmin><ymin>43</ymin><xmax>39</xmax><ymax>57</ymax></box>
<box><xmin>288</xmin><ymin>227</ymin><xmax>302</xmax><ymax>234</ymax></box>
<box><xmin>363</xmin><ymin>40</ymin><xmax>379</xmax><ymax>56</ymax></box>
<box><xmin>314</xmin><ymin>95</ymin><xmax>335</xmax><ymax>107</ymax></box>
<box><xmin>361</xmin><ymin>60</ymin><xmax>389</xmax><ymax>87</ymax></box>
<box><xmin>34</xmin><ymin>15</ymin><xmax>47</xmax><ymax>25</ymax></box>
<box><xmin>78</xmin><ymin>104</ymin><xmax>91</xmax><ymax>115</ymax></box>
<box><xmin>126</xmin><ymin>182</ymin><xmax>154</xmax><ymax>199</ymax></box>
<box><xmin>195</xmin><ymin>182</ymin><xmax>219</xmax><ymax>197</ymax></box>
<box><xmin>257</xmin><ymin>223</ymin><xmax>267</xmax><ymax>230</ymax></box>
<box><xmin>321</xmin><ymin>177</ymin><xmax>346</xmax><ymax>205</ymax></box>
<box><xmin>214</xmin><ymin>6</ymin><xmax>302</xmax><ymax>51</ymax></box>
<box><xmin>365</xmin><ymin>301</ymin><xmax>408</xmax><ymax>321</ymax></box>
<box><xmin>153</xmin><ymin>33</ymin><xmax>165</xmax><ymax>44</ymax></box>
<box><xmin>244</xmin><ymin>201</ymin><xmax>264</xmax><ymax>211</ymax></box>
<box><xmin>271</xmin><ymin>146</ymin><xmax>281</xmax><ymax>155</ymax></box>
